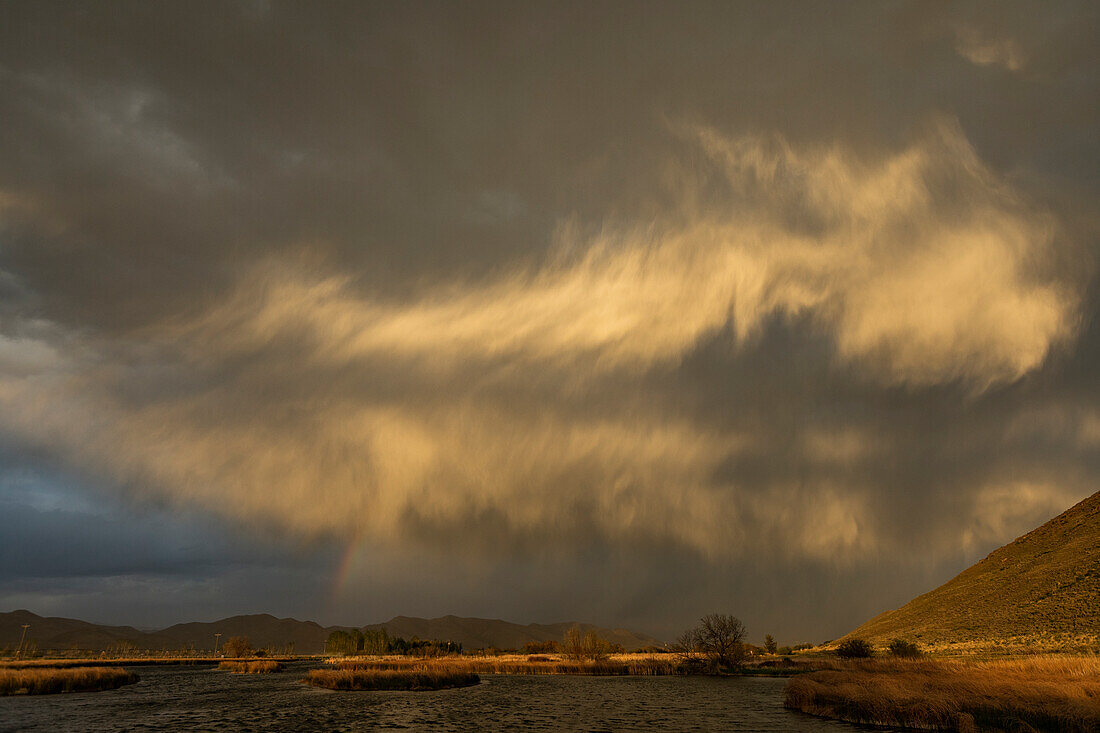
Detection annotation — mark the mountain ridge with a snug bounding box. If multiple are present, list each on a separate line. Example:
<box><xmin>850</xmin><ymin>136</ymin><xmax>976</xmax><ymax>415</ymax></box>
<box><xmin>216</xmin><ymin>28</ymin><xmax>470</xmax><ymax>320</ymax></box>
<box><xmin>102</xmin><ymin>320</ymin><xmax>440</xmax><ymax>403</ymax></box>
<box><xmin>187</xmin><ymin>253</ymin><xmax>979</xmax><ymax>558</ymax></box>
<box><xmin>0</xmin><ymin>610</ymin><xmax>664</xmax><ymax>654</ymax></box>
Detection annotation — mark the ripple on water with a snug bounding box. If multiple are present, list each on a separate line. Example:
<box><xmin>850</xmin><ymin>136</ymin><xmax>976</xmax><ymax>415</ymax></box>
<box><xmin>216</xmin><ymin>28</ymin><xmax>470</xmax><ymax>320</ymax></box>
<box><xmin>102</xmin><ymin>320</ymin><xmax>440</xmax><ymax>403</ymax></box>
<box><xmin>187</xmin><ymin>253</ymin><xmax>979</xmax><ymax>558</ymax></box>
<box><xmin>0</xmin><ymin>662</ymin><xmax>900</xmax><ymax>732</ymax></box>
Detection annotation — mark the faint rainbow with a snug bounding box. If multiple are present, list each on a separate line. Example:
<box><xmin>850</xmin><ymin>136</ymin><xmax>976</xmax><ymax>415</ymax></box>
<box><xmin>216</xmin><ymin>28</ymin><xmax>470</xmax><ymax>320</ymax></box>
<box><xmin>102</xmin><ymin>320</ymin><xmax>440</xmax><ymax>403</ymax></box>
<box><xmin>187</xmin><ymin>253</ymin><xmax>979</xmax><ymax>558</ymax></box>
<box><xmin>332</xmin><ymin>533</ymin><xmax>366</xmax><ymax>601</ymax></box>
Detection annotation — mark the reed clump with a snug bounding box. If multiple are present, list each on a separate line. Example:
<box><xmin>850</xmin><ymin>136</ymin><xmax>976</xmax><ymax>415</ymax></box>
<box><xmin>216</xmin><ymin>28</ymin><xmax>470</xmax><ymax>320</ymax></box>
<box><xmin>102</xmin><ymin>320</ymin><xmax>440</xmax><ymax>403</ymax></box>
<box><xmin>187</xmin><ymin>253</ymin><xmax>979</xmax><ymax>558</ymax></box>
<box><xmin>1</xmin><ymin>657</ymin><xmax>238</xmax><ymax>668</ymax></box>
<box><xmin>304</xmin><ymin>668</ymin><xmax>479</xmax><ymax>691</ymax></box>
<box><xmin>333</xmin><ymin>654</ymin><xmax>679</xmax><ymax>676</ymax></box>
<box><xmin>0</xmin><ymin>666</ymin><xmax>139</xmax><ymax>695</ymax></box>
<box><xmin>784</xmin><ymin>656</ymin><xmax>1100</xmax><ymax>732</ymax></box>
<box><xmin>218</xmin><ymin>660</ymin><xmax>284</xmax><ymax>674</ymax></box>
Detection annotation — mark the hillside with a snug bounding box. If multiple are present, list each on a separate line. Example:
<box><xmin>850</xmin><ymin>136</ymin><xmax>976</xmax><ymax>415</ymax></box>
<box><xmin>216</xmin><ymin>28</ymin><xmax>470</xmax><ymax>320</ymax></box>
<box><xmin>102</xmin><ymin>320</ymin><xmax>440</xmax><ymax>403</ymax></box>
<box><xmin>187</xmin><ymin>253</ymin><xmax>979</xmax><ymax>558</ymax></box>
<box><xmin>0</xmin><ymin>611</ymin><xmax>345</xmax><ymax>654</ymax></box>
<box><xmin>844</xmin><ymin>491</ymin><xmax>1100</xmax><ymax>652</ymax></box>
<box><xmin>0</xmin><ymin>610</ymin><xmax>663</xmax><ymax>654</ymax></box>
<box><xmin>152</xmin><ymin>614</ymin><xmax>339</xmax><ymax>653</ymax></box>
<box><xmin>366</xmin><ymin>615</ymin><xmax>663</xmax><ymax>651</ymax></box>
<box><xmin>0</xmin><ymin>609</ymin><xmax>168</xmax><ymax>652</ymax></box>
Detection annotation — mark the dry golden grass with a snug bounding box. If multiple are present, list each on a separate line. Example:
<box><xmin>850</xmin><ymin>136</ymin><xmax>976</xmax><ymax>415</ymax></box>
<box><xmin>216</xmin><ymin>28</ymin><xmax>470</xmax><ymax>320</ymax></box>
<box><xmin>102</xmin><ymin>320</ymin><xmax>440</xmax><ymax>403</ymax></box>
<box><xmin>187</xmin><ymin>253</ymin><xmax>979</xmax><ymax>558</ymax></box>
<box><xmin>218</xmin><ymin>660</ymin><xmax>284</xmax><ymax>674</ymax></box>
<box><xmin>332</xmin><ymin>653</ymin><xmax>680</xmax><ymax>676</ymax></box>
<box><xmin>1</xmin><ymin>657</ymin><xmax>212</xmax><ymax>668</ymax></box>
<box><xmin>304</xmin><ymin>668</ymin><xmax>479</xmax><ymax>691</ymax></box>
<box><xmin>0</xmin><ymin>667</ymin><xmax>139</xmax><ymax>695</ymax></box>
<box><xmin>0</xmin><ymin>656</ymin><xmax>296</xmax><ymax>669</ymax></box>
<box><xmin>785</xmin><ymin>656</ymin><xmax>1100</xmax><ymax>732</ymax></box>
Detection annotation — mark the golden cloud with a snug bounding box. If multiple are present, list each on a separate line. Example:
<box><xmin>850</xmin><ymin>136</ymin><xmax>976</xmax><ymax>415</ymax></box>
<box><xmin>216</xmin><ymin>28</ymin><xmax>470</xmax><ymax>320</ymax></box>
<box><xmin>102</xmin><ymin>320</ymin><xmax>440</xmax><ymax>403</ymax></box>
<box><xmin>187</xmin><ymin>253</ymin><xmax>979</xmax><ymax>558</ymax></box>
<box><xmin>0</xmin><ymin>120</ymin><xmax>1084</xmax><ymax>563</ymax></box>
<box><xmin>178</xmin><ymin>119</ymin><xmax>1076</xmax><ymax>389</ymax></box>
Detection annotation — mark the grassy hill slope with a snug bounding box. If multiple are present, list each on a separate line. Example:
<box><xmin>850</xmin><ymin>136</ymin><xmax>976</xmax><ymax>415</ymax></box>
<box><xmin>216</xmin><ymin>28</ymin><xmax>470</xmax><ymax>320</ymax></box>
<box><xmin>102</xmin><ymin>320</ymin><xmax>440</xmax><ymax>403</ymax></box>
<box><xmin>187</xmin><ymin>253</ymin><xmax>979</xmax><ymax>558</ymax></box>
<box><xmin>844</xmin><ymin>491</ymin><xmax>1099</xmax><ymax>652</ymax></box>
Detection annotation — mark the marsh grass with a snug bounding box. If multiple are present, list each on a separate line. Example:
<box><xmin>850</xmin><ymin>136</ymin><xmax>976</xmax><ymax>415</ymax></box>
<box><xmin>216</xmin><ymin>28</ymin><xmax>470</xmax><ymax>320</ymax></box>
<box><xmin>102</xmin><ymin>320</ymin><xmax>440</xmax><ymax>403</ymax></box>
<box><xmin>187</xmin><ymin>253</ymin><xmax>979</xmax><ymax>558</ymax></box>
<box><xmin>0</xmin><ymin>667</ymin><xmax>139</xmax><ymax>695</ymax></box>
<box><xmin>2</xmin><ymin>658</ymin><xmax>217</xmax><ymax>668</ymax></box>
<box><xmin>784</xmin><ymin>656</ymin><xmax>1100</xmax><ymax>732</ymax></box>
<box><xmin>333</xmin><ymin>654</ymin><xmax>680</xmax><ymax>676</ymax></box>
<box><xmin>0</xmin><ymin>657</ymin><xmax>296</xmax><ymax>669</ymax></box>
<box><xmin>218</xmin><ymin>660</ymin><xmax>284</xmax><ymax>674</ymax></box>
<box><xmin>304</xmin><ymin>668</ymin><xmax>480</xmax><ymax>691</ymax></box>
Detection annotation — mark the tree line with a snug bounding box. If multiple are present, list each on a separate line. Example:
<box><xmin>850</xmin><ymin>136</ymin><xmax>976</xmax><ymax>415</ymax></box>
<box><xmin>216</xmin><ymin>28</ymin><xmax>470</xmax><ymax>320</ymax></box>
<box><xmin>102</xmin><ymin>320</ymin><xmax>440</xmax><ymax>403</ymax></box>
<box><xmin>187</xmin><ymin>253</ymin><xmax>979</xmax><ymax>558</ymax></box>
<box><xmin>325</xmin><ymin>628</ymin><xmax>462</xmax><ymax>656</ymax></box>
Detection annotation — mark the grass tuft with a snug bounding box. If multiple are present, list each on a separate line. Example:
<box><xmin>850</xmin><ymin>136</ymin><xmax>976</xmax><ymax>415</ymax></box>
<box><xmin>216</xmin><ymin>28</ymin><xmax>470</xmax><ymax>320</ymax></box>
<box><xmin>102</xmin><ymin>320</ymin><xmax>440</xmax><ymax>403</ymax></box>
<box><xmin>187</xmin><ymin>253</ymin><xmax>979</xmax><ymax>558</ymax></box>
<box><xmin>303</xmin><ymin>668</ymin><xmax>479</xmax><ymax>691</ymax></box>
<box><xmin>218</xmin><ymin>660</ymin><xmax>284</xmax><ymax>674</ymax></box>
<box><xmin>0</xmin><ymin>667</ymin><xmax>139</xmax><ymax>695</ymax></box>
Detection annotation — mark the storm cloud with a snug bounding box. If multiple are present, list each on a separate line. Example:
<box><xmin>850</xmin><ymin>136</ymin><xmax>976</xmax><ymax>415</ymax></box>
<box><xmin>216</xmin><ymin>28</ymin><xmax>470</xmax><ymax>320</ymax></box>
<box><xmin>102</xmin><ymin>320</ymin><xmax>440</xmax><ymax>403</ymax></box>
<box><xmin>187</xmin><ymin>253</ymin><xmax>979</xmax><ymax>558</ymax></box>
<box><xmin>0</xmin><ymin>1</ymin><xmax>1097</xmax><ymax>641</ymax></box>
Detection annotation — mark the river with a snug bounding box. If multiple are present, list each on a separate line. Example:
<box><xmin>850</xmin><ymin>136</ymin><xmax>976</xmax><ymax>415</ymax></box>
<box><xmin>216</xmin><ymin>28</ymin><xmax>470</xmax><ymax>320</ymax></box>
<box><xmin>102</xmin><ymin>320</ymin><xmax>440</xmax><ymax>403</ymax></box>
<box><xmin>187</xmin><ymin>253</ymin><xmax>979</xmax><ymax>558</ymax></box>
<box><xmin>0</xmin><ymin>662</ymin><xmax>895</xmax><ymax>731</ymax></box>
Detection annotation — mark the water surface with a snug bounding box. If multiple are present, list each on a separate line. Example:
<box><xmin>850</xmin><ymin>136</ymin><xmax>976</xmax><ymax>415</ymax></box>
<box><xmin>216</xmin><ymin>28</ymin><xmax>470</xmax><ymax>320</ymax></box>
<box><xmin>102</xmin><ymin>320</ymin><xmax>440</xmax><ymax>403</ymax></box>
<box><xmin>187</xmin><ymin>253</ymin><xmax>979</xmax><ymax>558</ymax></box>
<box><xmin>0</xmin><ymin>662</ymin><xmax>893</xmax><ymax>731</ymax></box>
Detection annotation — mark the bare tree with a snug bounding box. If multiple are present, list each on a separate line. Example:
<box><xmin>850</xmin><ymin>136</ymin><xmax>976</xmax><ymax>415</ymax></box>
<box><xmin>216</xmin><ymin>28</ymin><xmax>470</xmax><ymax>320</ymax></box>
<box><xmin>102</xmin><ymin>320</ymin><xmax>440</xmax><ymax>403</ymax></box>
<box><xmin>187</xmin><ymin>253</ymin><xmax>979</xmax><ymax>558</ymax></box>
<box><xmin>698</xmin><ymin>614</ymin><xmax>747</xmax><ymax>668</ymax></box>
<box><xmin>582</xmin><ymin>631</ymin><xmax>611</xmax><ymax>661</ymax></box>
<box><xmin>562</xmin><ymin>625</ymin><xmax>585</xmax><ymax>661</ymax></box>
<box><xmin>673</xmin><ymin>627</ymin><xmax>703</xmax><ymax>660</ymax></box>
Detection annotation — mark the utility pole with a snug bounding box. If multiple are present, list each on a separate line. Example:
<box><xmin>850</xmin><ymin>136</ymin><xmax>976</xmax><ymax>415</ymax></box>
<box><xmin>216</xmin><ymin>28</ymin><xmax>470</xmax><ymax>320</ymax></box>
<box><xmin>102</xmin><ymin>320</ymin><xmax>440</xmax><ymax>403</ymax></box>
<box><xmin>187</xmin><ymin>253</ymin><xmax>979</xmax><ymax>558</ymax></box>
<box><xmin>16</xmin><ymin>624</ymin><xmax>29</xmax><ymax>658</ymax></box>
<box><xmin>214</xmin><ymin>633</ymin><xmax>221</xmax><ymax>658</ymax></box>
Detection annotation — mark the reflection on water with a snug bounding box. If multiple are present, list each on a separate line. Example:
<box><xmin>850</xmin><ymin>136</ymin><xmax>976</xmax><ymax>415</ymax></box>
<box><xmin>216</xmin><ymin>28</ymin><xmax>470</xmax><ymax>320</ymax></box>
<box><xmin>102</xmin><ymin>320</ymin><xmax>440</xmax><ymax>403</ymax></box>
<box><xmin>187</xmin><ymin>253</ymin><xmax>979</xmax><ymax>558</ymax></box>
<box><xmin>0</xmin><ymin>662</ymin><xmax>893</xmax><ymax>732</ymax></box>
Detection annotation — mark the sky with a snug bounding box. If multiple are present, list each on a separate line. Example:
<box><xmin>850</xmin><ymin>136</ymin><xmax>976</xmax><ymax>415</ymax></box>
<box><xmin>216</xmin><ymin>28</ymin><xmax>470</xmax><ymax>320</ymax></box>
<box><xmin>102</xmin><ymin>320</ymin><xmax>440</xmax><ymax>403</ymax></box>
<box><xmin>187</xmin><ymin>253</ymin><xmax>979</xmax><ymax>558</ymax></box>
<box><xmin>0</xmin><ymin>1</ymin><xmax>1097</xmax><ymax>644</ymax></box>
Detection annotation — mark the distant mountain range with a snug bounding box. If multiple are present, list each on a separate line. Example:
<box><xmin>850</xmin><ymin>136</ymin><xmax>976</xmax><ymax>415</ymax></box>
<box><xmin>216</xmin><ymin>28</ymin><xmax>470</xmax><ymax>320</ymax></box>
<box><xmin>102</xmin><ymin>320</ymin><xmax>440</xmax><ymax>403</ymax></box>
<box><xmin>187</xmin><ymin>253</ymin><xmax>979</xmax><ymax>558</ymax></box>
<box><xmin>0</xmin><ymin>610</ymin><xmax>664</xmax><ymax>654</ymax></box>
<box><xmin>843</xmin><ymin>491</ymin><xmax>1100</xmax><ymax>651</ymax></box>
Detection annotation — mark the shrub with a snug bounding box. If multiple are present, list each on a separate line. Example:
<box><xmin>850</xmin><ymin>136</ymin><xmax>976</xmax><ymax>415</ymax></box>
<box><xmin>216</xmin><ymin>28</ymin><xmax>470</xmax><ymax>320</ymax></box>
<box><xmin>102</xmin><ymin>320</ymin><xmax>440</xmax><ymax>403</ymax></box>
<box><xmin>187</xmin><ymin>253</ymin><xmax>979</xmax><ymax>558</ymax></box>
<box><xmin>582</xmin><ymin>631</ymin><xmax>612</xmax><ymax>661</ymax></box>
<box><xmin>523</xmin><ymin>640</ymin><xmax>558</xmax><ymax>654</ymax></box>
<box><xmin>562</xmin><ymin>626</ymin><xmax>585</xmax><ymax>661</ymax></box>
<box><xmin>673</xmin><ymin>628</ymin><xmax>703</xmax><ymax>658</ymax></box>
<box><xmin>223</xmin><ymin>636</ymin><xmax>253</xmax><ymax>658</ymax></box>
<box><xmin>887</xmin><ymin>639</ymin><xmax>922</xmax><ymax>658</ymax></box>
<box><xmin>836</xmin><ymin>639</ymin><xmax>873</xmax><ymax>659</ymax></box>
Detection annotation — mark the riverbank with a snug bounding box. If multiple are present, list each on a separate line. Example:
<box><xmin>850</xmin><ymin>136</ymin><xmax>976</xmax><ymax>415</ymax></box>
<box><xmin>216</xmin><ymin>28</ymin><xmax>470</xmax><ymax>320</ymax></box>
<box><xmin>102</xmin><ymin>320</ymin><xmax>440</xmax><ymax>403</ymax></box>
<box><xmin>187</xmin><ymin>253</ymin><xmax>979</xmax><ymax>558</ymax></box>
<box><xmin>0</xmin><ymin>656</ymin><xmax>301</xmax><ymax>669</ymax></box>
<box><xmin>784</xmin><ymin>656</ymin><xmax>1100</xmax><ymax>732</ymax></box>
<box><xmin>327</xmin><ymin>652</ymin><xmax>828</xmax><ymax>677</ymax></box>
<box><xmin>333</xmin><ymin>654</ymin><xmax>679</xmax><ymax>676</ymax></box>
<box><xmin>219</xmin><ymin>660</ymin><xmax>284</xmax><ymax>673</ymax></box>
<box><xmin>304</xmin><ymin>668</ymin><xmax>480</xmax><ymax>691</ymax></box>
<box><xmin>0</xmin><ymin>666</ymin><xmax>140</xmax><ymax>695</ymax></box>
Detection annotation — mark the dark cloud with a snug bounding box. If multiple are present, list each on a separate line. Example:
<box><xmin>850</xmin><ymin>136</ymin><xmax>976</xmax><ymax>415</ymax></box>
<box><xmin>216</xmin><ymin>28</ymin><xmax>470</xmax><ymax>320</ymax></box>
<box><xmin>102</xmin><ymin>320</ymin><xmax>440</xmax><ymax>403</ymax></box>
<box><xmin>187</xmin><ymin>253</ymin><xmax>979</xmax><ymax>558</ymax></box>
<box><xmin>0</xmin><ymin>1</ymin><xmax>1096</xmax><ymax>642</ymax></box>
<box><xmin>0</xmin><ymin>463</ymin><xmax>340</xmax><ymax>627</ymax></box>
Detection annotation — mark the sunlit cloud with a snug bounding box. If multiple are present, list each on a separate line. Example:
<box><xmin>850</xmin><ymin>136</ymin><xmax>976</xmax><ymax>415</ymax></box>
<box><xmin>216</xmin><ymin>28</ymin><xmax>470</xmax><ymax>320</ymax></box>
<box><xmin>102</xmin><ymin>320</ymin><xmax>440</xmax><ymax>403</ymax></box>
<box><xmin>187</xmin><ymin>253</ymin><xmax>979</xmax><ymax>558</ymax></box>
<box><xmin>954</xmin><ymin>26</ymin><xmax>1027</xmax><ymax>72</ymax></box>
<box><xmin>0</xmin><ymin>118</ymin><xmax>1082</xmax><ymax>575</ymax></box>
<box><xmin>184</xmin><ymin>119</ymin><xmax>1076</xmax><ymax>389</ymax></box>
